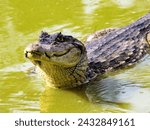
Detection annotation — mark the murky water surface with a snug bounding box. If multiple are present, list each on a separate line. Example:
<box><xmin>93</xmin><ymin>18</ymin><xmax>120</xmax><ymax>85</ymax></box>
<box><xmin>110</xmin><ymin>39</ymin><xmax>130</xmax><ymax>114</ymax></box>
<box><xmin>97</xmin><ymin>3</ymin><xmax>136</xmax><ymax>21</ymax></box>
<box><xmin>0</xmin><ymin>0</ymin><xmax>150</xmax><ymax>112</ymax></box>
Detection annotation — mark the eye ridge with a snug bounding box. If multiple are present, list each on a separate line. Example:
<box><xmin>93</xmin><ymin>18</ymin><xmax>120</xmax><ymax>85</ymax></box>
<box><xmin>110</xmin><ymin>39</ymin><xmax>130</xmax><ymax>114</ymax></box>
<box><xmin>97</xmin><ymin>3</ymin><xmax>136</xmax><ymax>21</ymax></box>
<box><xmin>72</xmin><ymin>42</ymin><xmax>84</xmax><ymax>54</ymax></box>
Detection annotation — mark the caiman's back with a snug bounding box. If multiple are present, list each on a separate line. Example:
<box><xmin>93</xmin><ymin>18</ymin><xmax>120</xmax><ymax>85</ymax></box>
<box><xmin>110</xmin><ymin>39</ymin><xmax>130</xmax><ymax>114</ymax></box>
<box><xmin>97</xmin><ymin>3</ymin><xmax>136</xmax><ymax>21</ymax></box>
<box><xmin>86</xmin><ymin>13</ymin><xmax>150</xmax><ymax>74</ymax></box>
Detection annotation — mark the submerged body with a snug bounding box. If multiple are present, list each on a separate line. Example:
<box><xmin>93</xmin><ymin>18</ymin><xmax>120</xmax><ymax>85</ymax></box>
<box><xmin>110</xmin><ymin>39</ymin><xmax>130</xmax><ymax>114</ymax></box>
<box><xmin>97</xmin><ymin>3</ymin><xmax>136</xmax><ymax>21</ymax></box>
<box><xmin>25</xmin><ymin>13</ymin><xmax>150</xmax><ymax>88</ymax></box>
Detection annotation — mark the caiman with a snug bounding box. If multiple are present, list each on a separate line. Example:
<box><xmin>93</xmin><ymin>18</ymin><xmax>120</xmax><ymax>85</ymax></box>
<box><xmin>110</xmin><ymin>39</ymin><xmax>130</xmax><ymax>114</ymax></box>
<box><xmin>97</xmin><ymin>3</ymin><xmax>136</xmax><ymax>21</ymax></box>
<box><xmin>24</xmin><ymin>13</ymin><xmax>150</xmax><ymax>88</ymax></box>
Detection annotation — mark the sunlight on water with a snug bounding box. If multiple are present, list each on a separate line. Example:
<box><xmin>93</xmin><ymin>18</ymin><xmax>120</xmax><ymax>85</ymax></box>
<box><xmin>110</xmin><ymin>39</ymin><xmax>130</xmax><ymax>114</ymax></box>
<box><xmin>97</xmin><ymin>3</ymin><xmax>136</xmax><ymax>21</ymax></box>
<box><xmin>0</xmin><ymin>0</ymin><xmax>150</xmax><ymax>113</ymax></box>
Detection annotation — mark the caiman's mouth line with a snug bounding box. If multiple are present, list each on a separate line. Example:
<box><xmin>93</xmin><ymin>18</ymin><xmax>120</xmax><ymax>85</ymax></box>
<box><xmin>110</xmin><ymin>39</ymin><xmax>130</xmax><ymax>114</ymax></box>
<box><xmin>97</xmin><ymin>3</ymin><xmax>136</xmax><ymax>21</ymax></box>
<box><xmin>25</xmin><ymin>49</ymin><xmax>73</xmax><ymax>65</ymax></box>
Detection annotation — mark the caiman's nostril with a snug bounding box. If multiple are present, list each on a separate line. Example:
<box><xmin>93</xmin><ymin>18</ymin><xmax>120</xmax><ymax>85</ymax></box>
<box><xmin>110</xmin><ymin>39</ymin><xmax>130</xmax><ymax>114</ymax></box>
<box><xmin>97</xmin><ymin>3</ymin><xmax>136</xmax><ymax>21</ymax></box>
<box><xmin>25</xmin><ymin>51</ymin><xmax>28</xmax><ymax>58</ymax></box>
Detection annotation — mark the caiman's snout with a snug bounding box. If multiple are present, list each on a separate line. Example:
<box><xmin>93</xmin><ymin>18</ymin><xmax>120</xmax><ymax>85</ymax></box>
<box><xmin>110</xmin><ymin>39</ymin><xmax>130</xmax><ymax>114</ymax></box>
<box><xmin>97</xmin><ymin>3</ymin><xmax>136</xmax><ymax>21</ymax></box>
<box><xmin>24</xmin><ymin>43</ymin><xmax>42</xmax><ymax>59</ymax></box>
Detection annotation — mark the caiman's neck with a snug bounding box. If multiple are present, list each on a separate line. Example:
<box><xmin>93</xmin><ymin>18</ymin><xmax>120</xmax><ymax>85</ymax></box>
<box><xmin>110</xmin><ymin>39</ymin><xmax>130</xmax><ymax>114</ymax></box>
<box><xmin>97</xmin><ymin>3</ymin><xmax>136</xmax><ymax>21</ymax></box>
<box><xmin>37</xmin><ymin>56</ymin><xmax>88</xmax><ymax>88</ymax></box>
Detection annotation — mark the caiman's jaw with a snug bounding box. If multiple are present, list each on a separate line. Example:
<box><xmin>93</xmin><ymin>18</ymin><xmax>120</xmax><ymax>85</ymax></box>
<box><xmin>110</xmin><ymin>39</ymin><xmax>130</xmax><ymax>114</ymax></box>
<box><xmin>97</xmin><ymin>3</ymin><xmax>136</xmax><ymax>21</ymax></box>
<box><xmin>24</xmin><ymin>32</ymin><xmax>88</xmax><ymax>88</ymax></box>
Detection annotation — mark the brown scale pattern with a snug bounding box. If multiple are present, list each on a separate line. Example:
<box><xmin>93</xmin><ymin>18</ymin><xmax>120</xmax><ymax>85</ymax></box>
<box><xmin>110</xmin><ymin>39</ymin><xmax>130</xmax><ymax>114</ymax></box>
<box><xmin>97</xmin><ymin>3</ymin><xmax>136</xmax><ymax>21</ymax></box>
<box><xmin>86</xmin><ymin>13</ymin><xmax>150</xmax><ymax>75</ymax></box>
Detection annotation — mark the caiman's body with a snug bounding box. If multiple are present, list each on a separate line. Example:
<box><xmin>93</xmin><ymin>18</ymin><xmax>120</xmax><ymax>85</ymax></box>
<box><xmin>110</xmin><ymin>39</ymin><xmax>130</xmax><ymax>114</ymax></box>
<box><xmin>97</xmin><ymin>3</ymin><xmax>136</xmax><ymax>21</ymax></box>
<box><xmin>25</xmin><ymin>13</ymin><xmax>150</xmax><ymax>88</ymax></box>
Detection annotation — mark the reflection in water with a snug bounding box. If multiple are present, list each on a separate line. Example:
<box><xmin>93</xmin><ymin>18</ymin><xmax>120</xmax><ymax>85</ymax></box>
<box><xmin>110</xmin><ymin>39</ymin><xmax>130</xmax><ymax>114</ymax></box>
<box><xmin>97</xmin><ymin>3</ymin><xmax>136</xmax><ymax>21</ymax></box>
<box><xmin>40</xmin><ymin>86</ymin><xmax>127</xmax><ymax>113</ymax></box>
<box><xmin>40</xmin><ymin>87</ymin><xmax>90</xmax><ymax>113</ymax></box>
<box><xmin>40</xmin><ymin>77</ymin><xmax>132</xmax><ymax>113</ymax></box>
<box><xmin>86</xmin><ymin>77</ymin><xmax>141</xmax><ymax>103</ymax></box>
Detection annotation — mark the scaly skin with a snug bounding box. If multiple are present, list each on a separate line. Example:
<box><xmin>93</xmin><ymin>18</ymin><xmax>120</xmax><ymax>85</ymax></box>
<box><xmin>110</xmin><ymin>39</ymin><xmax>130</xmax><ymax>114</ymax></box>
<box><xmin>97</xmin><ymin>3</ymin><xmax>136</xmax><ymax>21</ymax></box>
<box><xmin>86</xmin><ymin>13</ymin><xmax>150</xmax><ymax>75</ymax></box>
<box><xmin>25</xmin><ymin>13</ymin><xmax>150</xmax><ymax>88</ymax></box>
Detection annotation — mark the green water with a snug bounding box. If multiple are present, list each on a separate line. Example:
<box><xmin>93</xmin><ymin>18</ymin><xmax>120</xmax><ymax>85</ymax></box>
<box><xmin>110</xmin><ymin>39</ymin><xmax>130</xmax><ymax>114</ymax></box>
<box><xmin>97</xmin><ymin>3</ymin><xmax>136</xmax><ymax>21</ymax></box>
<box><xmin>0</xmin><ymin>0</ymin><xmax>150</xmax><ymax>113</ymax></box>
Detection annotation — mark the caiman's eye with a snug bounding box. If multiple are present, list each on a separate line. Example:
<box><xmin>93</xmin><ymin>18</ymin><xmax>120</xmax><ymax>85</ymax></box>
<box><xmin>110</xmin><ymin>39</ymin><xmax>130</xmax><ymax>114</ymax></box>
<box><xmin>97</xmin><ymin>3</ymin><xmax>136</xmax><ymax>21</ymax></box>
<box><xmin>55</xmin><ymin>33</ymin><xmax>64</xmax><ymax>42</ymax></box>
<box><xmin>39</xmin><ymin>32</ymin><xmax>49</xmax><ymax>41</ymax></box>
<box><xmin>39</xmin><ymin>32</ymin><xmax>51</xmax><ymax>44</ymax></box>
<box><xmin>55</xmin><ymin>37</ymin><xmax>64</xmax><ymax>42</ymax></box>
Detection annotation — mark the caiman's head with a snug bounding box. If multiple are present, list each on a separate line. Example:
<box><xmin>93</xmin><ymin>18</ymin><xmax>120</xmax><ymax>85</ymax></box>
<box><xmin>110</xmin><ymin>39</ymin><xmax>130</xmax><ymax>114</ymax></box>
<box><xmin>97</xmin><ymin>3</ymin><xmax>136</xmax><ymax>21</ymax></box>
<box><xmin>24</xmin><ymin>32</ymin><xmax>88</xmax><ymax>88</ymax></box>
<box><xmin>25</xmin><ymin>32</ymin><xmax>85</xmax><ymax>67</ymax></box>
